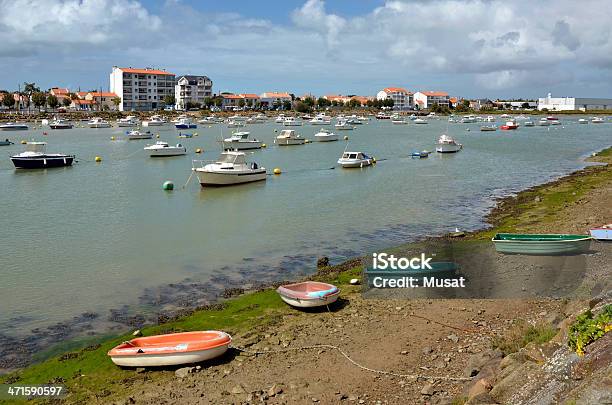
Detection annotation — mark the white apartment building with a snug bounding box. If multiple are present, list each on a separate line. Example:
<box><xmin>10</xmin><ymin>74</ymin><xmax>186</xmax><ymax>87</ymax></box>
<box><xmin>110</xmin><ymin>66</ymin><xmax>176</xmax><ymax>111</ymax></box>
<box><xmin>413</xmin><ymin>91</ymin><xmax>450</xmax><ymax>109</ymax></box>
<box><xmin>175</xmin><ymin>75</ymin><xmax>213</xmax><ymax>110</ymax></box>
<box><xmin>376</xmin><ymin>87</ymin><xmax>412</xmax><ymax>109</ymax></box>
<box><xmin>537</xmin><ymin>93</ymin><xmax>612</xmax><ymax>111</ymax></box>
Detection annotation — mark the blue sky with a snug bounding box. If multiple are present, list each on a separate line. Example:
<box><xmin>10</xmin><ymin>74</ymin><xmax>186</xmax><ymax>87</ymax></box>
<box><xmin>1</xmin><ymin>0</ymin><xmax>611</xmax><ymax>99</ymax></box>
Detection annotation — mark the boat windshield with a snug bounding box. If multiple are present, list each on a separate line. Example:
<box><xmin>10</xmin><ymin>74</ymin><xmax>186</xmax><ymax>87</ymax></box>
<box><xmin>217</xmin><ymin>154</ymin><xmax>246</xmax><ymax>164</ymax></box>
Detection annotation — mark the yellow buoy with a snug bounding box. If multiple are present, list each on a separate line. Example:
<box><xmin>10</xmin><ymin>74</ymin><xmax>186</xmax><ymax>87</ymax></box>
<box><xmin>21</xmin><ymin>140</ymin><xmax>27</xmax><ymax>144</ymax></box>
<box><xmin>343</xmin><ymin>135</ymin><xmax>349</xmax><ymax>140</ymax></box>
<box><xmin>273</xmin><ymin>167</ymin><xmax>282</xmax><ymax>175</ymax></box>
<box><xmin>274</xmin><ymin>129</ymin><xmax>278</xmax><ymax>132</ymax></box>
<box><xmin>208</xmin><ymin>125</ymin><xmax>212</xmax><ymax>128</ymax></box>
<box><xmin>156</xmin><ymin>134</ymin><xmax>160</xmax><ymax>138</ymax></box>
<box><xmin>305</xmin><ymin>139</ymin><xmax>310</xmax><ymax>143</ymax></box>
<box><xmin>111</xmin><ymin>136</ymin><xmax>116</xmax><ymax>141</ymax></box>
<box><xmin>195</xmin><ymin>148</ymin><xmax>202</xmax><ymax>153</ymax></box>
<box><xmin>95</xmin><ymin>156</ymin><xmax>102</xmax><ymax>163</ymax></box>
<box><xmin>372</xmin><ymin>157</ymin><xmax>377</xmax><ymax>164</ymax></box>
<box><xmin>194</xmin><ymin>132</ymin><xmax>198</xmax><ymax>136</ymax></box>
<box><xmin>262</xmin><ymin>143</ymin><xmax>267</xmax><ymax>148</ymax></box>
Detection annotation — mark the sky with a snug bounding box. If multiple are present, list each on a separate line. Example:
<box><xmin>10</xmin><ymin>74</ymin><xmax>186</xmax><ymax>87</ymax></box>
<box><xmin>1</xmin><ymin>0</ymin><xmax>611</xmax><ymax>99</ymax></box>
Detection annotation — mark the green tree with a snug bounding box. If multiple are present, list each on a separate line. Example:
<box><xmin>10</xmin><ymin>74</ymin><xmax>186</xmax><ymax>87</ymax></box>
<box><xmin>282</xmin><ymin>100</ymin><xmax>292</xmax><ymax>110</ymax></box>
<box><xmin>32</xmin><ymin>92</ymin><xmax>46</xmax><ymax>110</ymax></box>
<box><xmin>384</xmin><ymin>98</ymin><xmax>395</xmax><ymax>108</ymax></box>
<box><xmin>23</xmin><ymin>82</ymin><xmax>39</xmax><ymax>96</ymax></box>
<box><xmin>347</xmin><ymin>98</ymin><xmax>361</xmax><ymax>109</ymax></box>
<box><xmin>163</xmin><ymin>94</ymin><xmax>176</xmax><ymax>107</ymax></box>
<box><xmin>62</xmin><ymin>97</ymin><xmax>72</xmax><ymax>108</ymax></box>
<box><xmin>47</xmin><ymin>95</ymin><xmax>59</xmax><ymax>110</ymax></box>
<box><xmin>1</xmin><ymin>92</ymin><xmax>15</xmax><ymax>109</ymax></box>
<box><xmin>295</xmin><ymin>101</ymin><xmax>312</xmax><ymax>113</ymax></box>
<box><xmin>112</xmin><ymin>97</ymin><xmax>121</xmax><ymax>110</ymax></box>
<box><xmin>316</xmin><ymin>97</ymin><xmax>330</xmax><ymax>108</ymax></box>
<box><xmin>238</xmin><ymin>99</ymin><xmax>246</xmax><ymax>108</ymax></box>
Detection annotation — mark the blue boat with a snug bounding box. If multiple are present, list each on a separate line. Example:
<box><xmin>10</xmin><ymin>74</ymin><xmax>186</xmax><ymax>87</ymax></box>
<box><xmin>411</xmin><ymin>150</ymin><xmax>430</xmax><ymax>158</ymax></box>
<box><xmin>175</xmin><ymin>118</ymin><xmax>197</xmax><ymax>129</ymax></box>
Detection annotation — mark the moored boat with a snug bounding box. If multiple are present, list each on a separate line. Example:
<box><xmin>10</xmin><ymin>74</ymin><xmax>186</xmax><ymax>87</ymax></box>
<box><xmin>435</xmin><ymin>134</ymin><xmax>462</xmax><ymax>153</ymax></box>
<box><xmin>313</xmin><ymin>129</ymin><xmax>338</xmax><ymax>142</ymax></box>
<box><xmin>283</xmin><ymin>117</ymin><xmax>302</xmax><ymax>126</ymax></box>
<box><xmin>0</xmin><ymin>122</ymin><xmax>29</xmax><ymax>131</ymax></box>
<box><xmin>142</xmin><ymin>115</ymin><xmax>166</xmax><ymax>127</ymax></box>
<box><xmin>127</xmin><ymin>130</ymin><xmax>153</xmax><ymax>140</ymax></box>
<box><xmin>222</xmin><ymin>131</ymin><xmax>262</xmax><ymax>150</ymax></box>
<box><xmin>589</xmin><ymin>224</ymin><xmax>612</xmax><ymax>241</ymax></box>
<box><xmin>591</xmin><ymin>117</ymin><xmax>604</xmax><ymax>123</ymax></box>
<box><xmin>175</xmin><ymin>118</ymin><xmax>197</xmax><ymax>129</ymax></box>
<box><xmin>275</xmin><ymin>129</ymin><xmax>305</xmax><ymax>145</ymax></box>
<box><xmin>10</xmin><ymin>142</ymin><xmax>74</xmax><ymax>169</ymax></box>
<box><xmin>117</xmin><ymin>115</ymin><xmax>139</xmax><ymax>127</ymax></box>
<box><xmin>413</xmin><ymin>118</ymin><xmax>428</xmax><ymax>124</ymax></box>
<box><xmin>193</xmin><ymin>151</ymin><xmax>266</xmax><ymax>186</ymax></box>
<box><xmin>578</xmin><ymin>118</ymin><xmax>588</xmax><ymax>124</ymax></box>
<box><xmin>108</xmin><ymin>331</ymin><xmax>232</xmax><ymax>367</ymax></box>
<box><xmin>49</xmin><ymin>119</ymin><xmax>73</xmax><ymax>129</ymax></box>
<box><xmin>88</xmin><ymin>117</ymin><xmax>111</xmax><ymax>128</ymax></box>
<box><xmin>524</xmin><ymin>120</ymin><xmax>535</xmax><ymax>127</ymax></box>
<box><xmin>277</xmin><ymin>281</ymin><xmax>339</xmax><ymax>308</ymax></box>
<box><xmin>144</xmin><ymin>141</ymin><xmax>187</xmax><ymax>157</ymax></box>
<box><xmin>0</xmin><ymin>138</ymin><xmax>14</xmax><ymax>146</ymax></box>
<box><xmin>338</xmin><ymin>151</ymin><xmax>373</xmax><ymax>168</ymax></box>
<box><xmin>492</xmin><ymin>233</ymin><xmax>592</xmax><ymax>255</ymax></box>
<box><xmin>500</xmin><ymin>120</ymin><xmax>518</xmax><ymax>130</ymax></box>
<box><xmin>480</xmin><ymin>125</ymin><xmax>497</xmax><ymax>131</ymax></box>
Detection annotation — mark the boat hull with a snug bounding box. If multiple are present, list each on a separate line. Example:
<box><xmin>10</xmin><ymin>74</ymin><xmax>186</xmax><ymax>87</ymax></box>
<box><xmin>147</xmin><ymin>149</ymin><xmax>187</xmax><ymax>157</ymax></box>
<box><xmin>11</xmin><ymin>156</ymin><xmax>74</xmax><ymax>169</ymax></box>
<box><xmin>590</xmin><ymin>228</ymin><xmax>612</xmax><ymax>241</ymax></box>
<box><xmin>314</xmin><ymin>135</ymin><xmax>338</xmax><ymax>142</ymax></box>
<box><xmin>436</xmin><ymin>144</ymin><xmax>462</xmax><ymax>153</ymax></box>
<box><xmin>49</xmin><ymin>125</ymin><xmax>73</xmax><ymax>129</ymax></box>
<box><xmin>276</xmin><ymin>138</ymin><xmax>305</xmax><ymax>145</ymax></box>
<box><xmin>117</xmin><ymin>122</ymin><xmax>138</xmax><ymax>127</ymax></box>
<box><xmin>338</xmin><ymin>159</ymin><xmax>373</xmax><ymax>168</ymax></box>
<box><xmin>492</xmin><ymin>234</ymin><xmax>592</xmax><ymax>255</ymax></box>
<box><xmin>110</xmin><ymin>345</ymin><xmax>229</xmax><ymax>367</ymax></box>
<box><xmin>222</xmin><ymin>142</ymin><xmax>262</xmax><ymax>150</ymax></box>
<box><xmin>176</xmin><ymin>124</ymin><xmax>197</xmax><ymax>129</ymax></box>
<box><xmin>277</xmin><ymin>282</ymin><xmax>340</xmax><ymax>308</ymax></box>
<box><xmin>142</xmin><ymin>122</ymin><xmax>164</xmax><ymax>127</ymax></box>
<box><xmin>0</xmin><ymin>126</ymin><xmax>28</xmax><ymax>131</ymax></box>
<box><xmin>195</xmin><ymin>169</ymin><xmax>267</xmax><ymax>186</ymax></box>
<box><xmin>278</xmin><ymin>292</ymin><xmax>339</xmax><ymax>308</ymax></box>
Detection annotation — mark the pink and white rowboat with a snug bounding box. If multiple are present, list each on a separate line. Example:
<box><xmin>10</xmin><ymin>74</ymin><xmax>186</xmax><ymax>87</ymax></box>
<box><xmin>108</xmin><ymin>331</ymin><xmax>232</xmax><ymax>367</ymax></box>
<box><xmin>277</xmin><ymin>281</ymin><xmax>340</xmax><ymax>308</ymax></box>
<box><xmin>590</xmin><ymin>224</ymin><xmax>612</xmax><ymax>241</ymax></box>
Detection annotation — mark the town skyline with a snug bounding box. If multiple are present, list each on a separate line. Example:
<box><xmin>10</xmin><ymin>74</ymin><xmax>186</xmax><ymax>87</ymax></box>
<box><xmin>1</xmin><ymin>0</ymin><xmax>612</xmax><ymax>98</ymax></box>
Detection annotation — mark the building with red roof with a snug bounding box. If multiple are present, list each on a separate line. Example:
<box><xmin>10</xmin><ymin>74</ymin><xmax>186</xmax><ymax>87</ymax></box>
<box><xmin>413</xmin><ymin>91</ymin><xmax>450</xmax><ymax>109</ymax></box>
<box><xmin>376</xmin><ymin>87</ymin><xmax>413</xmax><ymax>110</ymax></box>
<box><xmin>110</xmin><ymin>66</ymin><xmax>176</xmax><ymax>111</ymax></box>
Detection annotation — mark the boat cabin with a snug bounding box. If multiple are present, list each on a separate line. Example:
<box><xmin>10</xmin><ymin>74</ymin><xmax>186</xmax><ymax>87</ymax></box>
<box><xmin>341</xmin><ymin>152</ymin><xmax>366</xmax><ymax>160</ymax></box>
<box><xmin>25</xmin><ymin>142</ymin><xmax>47</xmax><ymax>153</ymax></box>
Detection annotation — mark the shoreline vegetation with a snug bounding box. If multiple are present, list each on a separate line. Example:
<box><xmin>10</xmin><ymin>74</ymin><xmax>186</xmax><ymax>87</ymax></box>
<box><xmin>1</xmin><ymin>147</ymin><xmax>610</xmax><ymax>404</ymax></box>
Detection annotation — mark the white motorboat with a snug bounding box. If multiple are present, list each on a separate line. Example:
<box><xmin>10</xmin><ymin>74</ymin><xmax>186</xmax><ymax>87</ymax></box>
<box><xmin>49</xmin><ymin>119</ymin><xmax>73</xmax><ymax>129</ymax></box>
<box><xmin>142</xmin><ymin>115</ymin><xmax>166</xmax><ymax>127</ymax></box>
<box><xmin>126</xmin><ymin>130</ymin><xmax>153</xmax><ymax>140</ymax></box>
<box><xmin>275</xmin><ymin>114</ymin><xmax>286</xmax><ymax>123</ymax></box>
<box><xmin>485</xmin><ymin>116</ymin><xmax>496</xmax><ymax>122</ymax></box>
<box><xmin>524</xmin><ymin>120</ymin><xmax>535</xmax><ymax>127</ymax></box>
<box><xmin>591</xmin><ymin>117</ymin><xmax>604</xmax><ymax>123</ymax></box>
<box><xmin>275</xmin><ymin>129</ymin><xmax>305</xmax><ymax>145</ymax></box>
<box><xmin>171</xmin><ymin>114</ymin><xmax>189</xmax><ymax>124</ymax></box>
<box><xmin>254</xmin><ymin>113</ymin><xmax>267</xmax><ymax>122</ymax></box>
<box><xmin>222</xmin><ymin>131</ymin><xmax>262</xmax><ymax>150</ymax></box>
<box><xmin>413</xmin><ymin>118</ymin><xmax>428</xmax><ymax>124</ymax></box>
<box><xmin>500</xmin><ymin>114</ymin><xmax>511</xmax><ymax>119</ymax></box>
<box><xmin>335</xmin><ymin>119</ymin><xmax>354</xmax><ymax>130</ymax></box>
<box><xmin>117</xmin><ymin>115</ymin><xmax>139</xmax><ymax>127</ymax></box>
<box><xmin>144</xmin><ymin>141</ymin><xmax>187</xmax><ymax>157</ymax></box>
<box><xmin>175</xmin><ymin>118</ymin><xmax>197</xmax><ymax>129</ymax></box>
<box><xmin>0</xmin><ymin>122</ymin><xmax>29</xmax><ymax>131</ymax></box>
<box><xmin>436</xmin><ymin>134</ymin><xmax>462</xmax><ymax>153</ymax></box>
<box><xmin>337</xmin><ymin>151</ymin><xmax>374</xmax><ymax>168</ymax></box>
<box><xmin>550</xmin><ymin>119</ymin><xmax>561</xmax><ymax>125</ymax></box>
<box><xmin>198</xmin><ymin>116</ymin><xmax>218</xmax><ymax>124</ymax></box>
<box><xmin>88</xmin><ymin>117</ymin><xmax>111</xmax><ymax>128</ymax></box>
<box><xmin>193</xmin><ymin>151</ymin><xmax>266</xmax><ymax>186</ymax></box>
<box><xmin>578</xmin><ymin>118</ymin><xmax>589</xmax><ymax>124</ymax></box>
<box><xmin>283</xmin><ymin>117</ymin><xmax>302</xmax><ymax>126</ymax></box>
<box><xmin>392</xmin><ymin>118</ymin><xmax>409</xmax><ymax>125</ymax></box>
<box><xmin>10</xmin><ymin>142</ymin><xmax>74</xmax><ymax>169</ymax></box>
<box><xmin>460</xmin><ymin>115</ymin><xmax>477</xmax><ymax>123</ymax></box>
<box><xmin>309</xmin><ymin>116</ymin><xmax>332</xmax><ymax>125</ymax></box>
<box><xmin>227</xmin><ymin>120</ymin><xmax>245</xmax><ymax>128</ymax></box>
<box><xmin>313</xmin><ymin>129</ymin><xmax>338</xmax><ymax>142</ymax></box>
<box><xmin>537</xmin><ymin>118</ymin><xmax>550</xmax><ymax>126</ymax></box>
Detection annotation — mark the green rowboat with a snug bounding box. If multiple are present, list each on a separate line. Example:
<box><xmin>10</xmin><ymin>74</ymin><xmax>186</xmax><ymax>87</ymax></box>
<box><xmin>492</xmin><ymin>233</ymin><xmax>592</xmax><ymax>255</ymax></box>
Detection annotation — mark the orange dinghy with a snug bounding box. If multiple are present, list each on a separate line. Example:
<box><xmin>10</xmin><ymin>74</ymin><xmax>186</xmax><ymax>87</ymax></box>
<box><xmin>277</xmin><ymin>281</ymin><xmax>340</xmax><ymax>308</ymax></box>
<box><xmin>108</xmin><ymin>331</ymin><xmax>232</xmax><ymax>367</ymax></box>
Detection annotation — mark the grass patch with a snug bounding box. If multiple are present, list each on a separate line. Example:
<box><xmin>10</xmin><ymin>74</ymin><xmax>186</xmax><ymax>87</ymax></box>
<box><xmin>568</xmin><ymin>305</ymin><xmax>612</xmax><ymax>356</ymax></box>
<box><xmin>491</xmin><ymin>320</ymin><xmax>557</xmax><ymax>355</ymax></box>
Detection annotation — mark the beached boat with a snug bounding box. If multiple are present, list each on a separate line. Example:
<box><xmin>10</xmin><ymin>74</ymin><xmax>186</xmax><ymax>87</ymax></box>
<box><xmin>117</xmin><ymin>115</ymin><xmax>139</xmax><ymax>127</ymax></box>
<box><xmin>435</xmin><ymin>134</ymin><xmax>462</xmax><ymax>153</ymax></box>
<box><xmin>277</xmin><ymin>281</ymin><xmax>340</xmax><ymax>308</ymax></box>
<box><xmin>10</xmin><ymin>142</ymin><xmax>74</xmax><ymax>169</ymax></box>
<box><xmin>49</xmin><ymin>119</ymin><xmax>73</xmax><ymax>129</ymax></box>
<box><xmin>480</xmin><ymin>125</ymin><xmax>497</xmax><ymax>132</ymax></box>
<box><xmin>275</xmin><ymin>129</ymin><xmax>305</xmax><ymax>145</ymax></box>
<box><xmin>492</xmin><ymin>233</ymin><xmax>592</xmax><ymax>255</ymax></box>
<box><xmin>500</xmin><ymin>120</ymin><xmax>518</xmax><ymax>130</ymax></box>
<box><xmin>193</xmin><ymin>151</ymin><xmax>266</xmax><ymax>186</ymax></box>
<box><xmin>223</xmin><ymin>131</ymin><xmax>262</xmax><ymax>150</ymax></box>
<box><xmin>175</xmin><ymin>118</ymin><xmax>197</xmax><ymax>129</ymax></box>
<box><xmin>142</xmin><ymin>115</ymin><xmax>166</xmax><ymax>127</ymax></box>
<box><xmin>88</xmin><ymin>117</ymin><xmax>111</xmax><ymax>128</ymax></box>
<box><xmin>144</xmin><ymin>141</ymin><xmax>187</xmax><ymax>157</ymax></box>
<box><xmin>0</xmin><ymin>138</ymin><xmax>14</xmax><ymax>146</ymax></box>
<box><xmin>108</xmin><ymin>331</ymin><xmax>232</xmax><ymax>367</ymax></box>
<box><xmin>0</xmin><ymin>122</ymin><xmax>29</xmax><ymax>131</ymax></box>
<box><xmin>127</xmin><ymin>130</ymin><xmax>153</xmax><ymax>140</ymax></box>
<box><xmin>338</xmin><ymin>151</ymin><xmax>373</xmax><ymax>168</ymax></box>
<box><xmin>589</xmin><ymin>224</ymin><xmax>612</xmax><ymax>241</ymax></box>
<box><xmin>313</xmin><ymin>129</ymin><xmax>338</xmax><ymax>142</ymax></box>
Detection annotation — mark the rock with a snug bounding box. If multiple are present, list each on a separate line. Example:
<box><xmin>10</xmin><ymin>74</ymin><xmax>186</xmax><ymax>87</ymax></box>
<box><xmin>348</xmin><ymin>395</ymin><xmax>358</xmax><ymax>401</ymax></box>
<box><xmin>534</xmin><ymin>196</ymin><xmax>541</xmax><ymax>203</ymax></box>
<box><xmin>447</xmin><ymin>334</ymin><xmax>460</xmax><ymax>343</ymax></box>
<box><xmin>464</xmin><ymin>349</ymin><xmax>503</xmax><ymax>377</ymax></box>
<box><xmin>400</xmin><ymin>350</ymin><xmax>408</xmax><ymax>355</ymax></box>
<box><xmin>175</xmin><ymin>367</ymin><xmax>194</xmax><ymax>378</ymax></box>
<box><xmin>467</xmin><ymin>378</ymin><xmax>492</xmax><ymax>400</ymax></box>
<box><xmin>421</xmin><ymin>383</ymin><xmax>437</xmax><ymax>396</ymax></box>
<box><xmin>422</xmin><ymin>346</ymin><xmax>434</xmax><ymax>355</ymax></box>
<box><xmin>349</xmin><ymin>278</ymin><xmax>360</xmax><ymax>285</ymax></box>
<box><xmin>135</xmin><ymin>367</ymin><xmax>146</xmax><ymax>374</ymax></box>
<box><xmin>268</xmin><ymin>384</ymin><xmax>283</xmax><ymax>397</ymax></box>
<box><xmin>230</xmin><ymin>384</ymin><xmax>246</xmax><ymax>394</ymax></box>
<box><xmin>317</xmin><ymin>257</ymin><xmax>330</xmax><ymax>268</ymax></box>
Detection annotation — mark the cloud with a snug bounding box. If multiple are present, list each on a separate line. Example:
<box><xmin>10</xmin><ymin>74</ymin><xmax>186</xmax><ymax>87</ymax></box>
<box><xmin>552</xmin><ymin>20</ymin><xmax>581</xmax><ymax>51</ymax></box>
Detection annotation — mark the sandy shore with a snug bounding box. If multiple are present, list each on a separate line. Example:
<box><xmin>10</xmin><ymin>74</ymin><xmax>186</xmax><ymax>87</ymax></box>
<box><xmin>2</xmin><ymin>147</ymin><xmax>610</xmax><ymax>404</ymax></box>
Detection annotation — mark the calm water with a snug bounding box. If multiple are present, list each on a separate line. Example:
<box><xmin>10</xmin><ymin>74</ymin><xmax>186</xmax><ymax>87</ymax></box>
<box><xmin>0</xmin><ymin>117</ymin><xmax>610</xmax><ymax>339</ymax></box>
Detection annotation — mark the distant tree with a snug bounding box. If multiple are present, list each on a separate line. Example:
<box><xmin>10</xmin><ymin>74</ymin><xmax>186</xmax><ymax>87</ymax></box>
<box><xmin>23</xmin><ymin>82</ymin><xmax>39</xmax><ymax>96</ymax></box>
<box><xmin>429</xmin><ymin>102</ymin><xmax>440</xmax><ymax>113</ymax></box>
<box><xmin>69</xmin><ymin>92</ymin><xmax>79</xmax><ymax>100</ymax></box>
<box><xmin>303</xmin><ymin>97</ymin><xmax>316</xmax><ymax>107</ymax></box>
<box><xmin>32</xmin><ymin>92</ymin><xmax>46</xmax><ymax>110</ymax></box>
<box><xmin>47</xmin><ymin>95</ymin><xmax>59</xmax><ymax>110</ymax></box>
<box><xmin>383</xmin><ymin>98</ymin><xmax>394</xmax><ymax>108</ymax></box>
<box><xmin>62</xmin><ymin>97</ymin><xmax>72</xmax><ymax>108</ymax></box>
<box><xmin>347</xmin><ymin>98</ymin><xmax>361</xmax><ymax>109</ymax></box>
<box><xmin>521</xmin><ymin>102</ymin><xmax>530</xmax><ymax>109</ymax></box>
<box><xmin>163</xmin><ymin>95</ymin><xmax>176</xmax><ymax>106</ymax></box>
<box><xmin>203</xmin><ymin>97</ymin><xmax>213</xmax><ymax>108</ymax></box>
<box><xmin>282</xmin><ymin>100</ymin><xmax>292</xmax><ymax>110</ymax></box>
<box><xmin>112</xmin><ymin>97</ymin><xmax>121</xmax><ymax>110</ymax></box>
<box><xmin>238</xmin><ymin>99</ymin><xmax>246</xmax><ymax>108</ymax></box>
<box><xmin>213</xmin><ymin>96</ymin><xmax>223</xmax><ymax>107</ymax></box>
<box><xmin>295</xmin><ymin>101</ymin><xmax>312</xmax><ymax>113</ymax></box>
<box><xmin>317</xmin><ymin>97</ymin><xmax>330</xmax><ymax>108</ymax></box>
<box><xmin>1</xmin><ymin>92</ymin><xmax>15</xmax><ymax>109</ymax></box>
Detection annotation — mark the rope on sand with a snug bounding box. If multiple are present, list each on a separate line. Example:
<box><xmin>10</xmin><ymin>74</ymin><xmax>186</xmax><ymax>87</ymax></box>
<box><xmin>229</xmin><ymin>344</ymin><xmax>472</xmax><ymax>382</ymax></box>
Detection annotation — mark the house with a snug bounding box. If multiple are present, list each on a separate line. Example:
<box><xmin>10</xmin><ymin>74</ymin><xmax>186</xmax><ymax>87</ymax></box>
<box><xmin>71</xmin><ymin>99</ymin><xmax>97</xmax><ymax>111</ymax></box>
<box><xmin>221</xmin><ymin>94</ymin><xmax>243</xmax><ymax>110</ymax></box>
<box><xmin>175</xmin><ymin>75</ymin><xmax>213</xmax><ymax>110</ymax></box>
<box><xmin>49</xmin><ymin>87</ymin><xmax>70</xmax><ymax>97</ymax></box>
<box><xmin>84</xmin><ymin>92</ymin><xmax>119</xmax><ymax>111</ymax></box>
<box><xmin>413</xmin><ymin>91</ymin><xmax>450</xmax><ymax>109</ymax></box>
<box><xmin>110</xmin><ymin>66</ymin><xmax>176</xmax><ymax>111</ymax></box>
<box><xmin>449</xmin><ymin>97</ymin><xmax>458</xmax><ymax>108</ymax></box>
<box><xmin>13</xmin><ymin>93</ymin><xmax>30</xmax><ymax>110</ymax></box>
<box><xmin>376</xmin><ymin>87</ymin><xmax>412</xmax><ymax>110</ymax></box>
<box><xmin>350</xmin><ymin>96</ymin><xmax>370</xmax><ymax>106</ymax></box>
<box><xmin>259</xmin><ymin>92</ymin><xmax>292</xmax><ymax>109</ymax></box>
<box><xmin>324</xmin><ymin>95</ymin><xmax>351</xmax><ymax>105</ymax></box>
<box><xmin>239</xmin><ymin>94</ymin><xmax>260</xmax><ymax>108</ymax></box>
<box><xmin>469</xmin><ymin>98</ymin><xmax>495</xmax><ymax>110</ymax></box>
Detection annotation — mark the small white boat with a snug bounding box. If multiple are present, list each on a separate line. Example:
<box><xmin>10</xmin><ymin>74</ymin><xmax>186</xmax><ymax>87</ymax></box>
<box><xmin>309</xmin><ymin>116</ymin><xmax>332</xmax><ymax>125</ymax></box>
<box><xmin>49</xmin><ymin>119</ymin><xmax>73</xmax><ymax>129</ymax></box>
<box><xmin>551</xmin><ymin>120</ymin><xmax>561</xmax><ymax>125</ymax></box>
<box><xmin>413</xmin><ymin>118</ymin><xmax>428</xmax><ymax>124</ymax></box>
<box><xmin>590</xmin><ymin>224</ymin><xmax>612</xmax><ymax>240</ymax></box>
<box><xmin>436</xmin><ymin>134</ymin><xmax>462</xmax><ymax>153</ymax></box>
<box><xmin>537</xmin><ymin>118</ymin><xmax>550</xmax><ymax>126</ymax></box>
<box><xmin>88</xmin><ymin>117</ymin><xmax>111</xmax><ymax>128</ymax></box>
<box><xmin>198</xmin><ymin>116</ymin><xmax>218</xmax><ymax>124</ymax></box>
<box><xmin>337</xmin><ymin>151</ymin><xmax>373</xmax><ymax>168</ymax></box>
<box><xmin>222</xmin><ymin>131</ymin><xmax>262</xmax><ymax>150</ymax></box>
<box><xmin>313</xmin><ymin>129</ymin><xmax>338</xmax><ymax>142</ymax></box>
<box><xmin>283</xmin><ymin>117</ymin><xmax>302</xmax><ymax>126</ymax></box>
<box><xmin>578</xmin><ymin>118</ymin><xmax>589</xmax><ymax>124</ymax></box>
<box><xmin>591</xmin><ymin>117</ymin><xmax>604</xmax><ymax>123</ymax></box>
<box><xmin>524</xmin><ymin>120</ymin><xmax>535</xmax><ymax>127</ymax></box>
<box><xmin>226</xmin><ymin>120</ymin><xmax>245</xmax><ymax>128</ymax></box>
<box><xmin>500</xmin><ymin>114</ymin><xmax>511</xmax><ymax>119</ymax></box>
<box><xmin>460</xmin><ymin>115</ymin><xmax>476</xmax><ymax>123</ymax></box>
<box><xmin>392</xmin><ymin>118</ymin><xmax>409</xmax><ymax>125</ymax></box>
<box><xmin>277</xmin><ymin>281</ymin><xmax>340</xmax><ymax>308</ymax></box>
<box><xmin>144</xmin><ymin>141</ymin><xmax>187</xmax><ymax>157</ymax></box>
<box><xmin>193</xmin><ymin>151</ymin><xmax>266</xmax><ymax>186</ymax></box>
<box><xmin>275</xmin><ymin>129</ymin><xmax>305</xmax><ymax>145</ymax></box>
<box><xmin>0</xmin><ymin>122</ymin><xmax>29</xmax><ymax>131</ymax></box>
<box><xmin>175</xmin><ymin>118</ymin><xmax>197</xmax><ymax>129</ymax></box>
<box><xmin>127</xmin><ymin>130</ymin><xmax>153</xmax><ymax>140</ymax></box>
<box><xmin>275</xmin><ymin>114</ymin><xmax>286</xmax><ymax>123</ymax></box>
<box><xmin>171</xmin><ymin>114</ymin><xmax>188</xmax><ymax>124</ymax></box>
<box><xmin>117</xmin><ymin>115</ymin><xmax>139</xmax><ymax>127</ymax></box>
<box><xmin>335</xmin><ymin>119</ymin><xmax>354</xmax><ymax>130</ymax></box>
<box><xmin>484</xmin><ymin>116</ymin><xmax>496</xmax><ymax>122</ymax></box>
<box><xmin>480</xmin><ymin>125</ymin><xmax>497</xmax><ymax>132</ymax></box>
<box><xmin>142</xmin><ymin>115</ymin><xmax>166</xmax><ymax>127</ymax></box>
<box><xmin>108</xmin><ymin>331</ymin><xmax>232</xmax><ymax>367</ymax></box>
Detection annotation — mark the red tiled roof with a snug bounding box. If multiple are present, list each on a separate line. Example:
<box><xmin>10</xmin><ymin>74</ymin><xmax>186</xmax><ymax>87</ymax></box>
<box><xmin>222</xmin><ymin>94</ymin><xmax>243</xmax><ymax>99</ymax></box>
<box><xmin>420</xmin><ymin>91</ymin><xmax>449</xmax><ymax>97</ymax></box>
<box><xmin>383</xmin><ymin>87</ymin><xmax>409</xmax><ymax>94</ymax></box>
<box><xmin>50</xmin><ymin>87</ymin><xmax>70</xmax><ymax>95</ymax></box>
<box><xmin>261</xmin><ymin>92</ymin><xmax>291</xmax><ymax>98</ymax></box>
<box><xmin>89</xmin><ymin>92</ymin><xmax>118</xmax><ymax>98</ymax></box>
<box><xmin>239</xmin><ymin>93</ymin><xmax>260</xmax><ymax>99</ymax></box>
<box><xmin>119</xmin><ymin>67</ymin><xmax>174</xmax><ymax>76</ymax></box>
<box><xmin>449</xmin><ymin>97</ymin><xmax>458</xmax><ymax>103</ymax></box>
<box><xmin>73</xmin><ymin>99</ymin><xmax>96</xmax><ymax>104</ymax></box>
